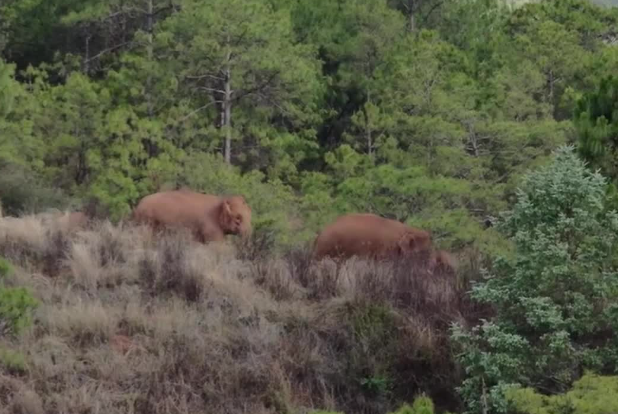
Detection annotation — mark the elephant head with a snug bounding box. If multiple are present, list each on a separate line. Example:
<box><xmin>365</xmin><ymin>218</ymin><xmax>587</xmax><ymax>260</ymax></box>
<box><xmin>396</xmin><ymin>228</ymin><xmax>432</xmax><ymax>258</ymax></box>
<box><xmin>218</xmin><ymin>196</ymin><xmax>252</xmax><ymax>238</ymax></box>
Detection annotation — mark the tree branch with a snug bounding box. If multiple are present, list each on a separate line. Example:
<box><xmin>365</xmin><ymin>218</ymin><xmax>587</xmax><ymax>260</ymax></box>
<box><xmin>83</xmin><ymin>40</ymin><xmax>133</xmax><ymax>64</ymax></box>
<box><xmin>178</xmin><ymin>101</ymin><xmax>218</xmax><ymax>122</ymax></box>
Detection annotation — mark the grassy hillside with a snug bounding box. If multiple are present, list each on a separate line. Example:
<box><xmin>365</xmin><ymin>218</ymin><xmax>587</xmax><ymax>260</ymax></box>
<box><xmin>0</xmin><ymin>214</ymin><xmax>485</xmax><ymax>414</ymax></box>
<box><xmin>508</xmin><ymin>0</ymin><xmax>618</xmax><ymax>6</ymax></box>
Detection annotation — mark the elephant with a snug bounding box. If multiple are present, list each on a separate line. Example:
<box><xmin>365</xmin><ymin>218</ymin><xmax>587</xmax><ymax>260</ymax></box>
<box><xmin>312</xmin><ymin>213</ymin><xmax>433</xmax><ymax>262</ymax></box>
<box><xmin>132</xmin><ymin>189</ymin><xmax>252</xmax><ymax>243</ymax></box>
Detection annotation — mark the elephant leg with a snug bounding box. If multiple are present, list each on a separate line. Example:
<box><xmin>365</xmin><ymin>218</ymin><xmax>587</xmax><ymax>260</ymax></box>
<box><xmin>198</xmin><ymin>223</ymin><xmax>225</xmax><ymax>244</ymax></box>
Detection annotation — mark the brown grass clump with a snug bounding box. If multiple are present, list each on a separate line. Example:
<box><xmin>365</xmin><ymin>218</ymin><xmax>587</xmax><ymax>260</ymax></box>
<box><xmin>0</xmin><ymin>213</ymin><xmax>490</xmax><ymax>414</ymax></box>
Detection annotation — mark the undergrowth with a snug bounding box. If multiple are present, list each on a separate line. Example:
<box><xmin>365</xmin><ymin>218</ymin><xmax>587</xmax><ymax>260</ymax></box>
<box><xmin>0</xmin><ymin>213</ymin><xmax>487</xmax><ymax>414</ymax></box>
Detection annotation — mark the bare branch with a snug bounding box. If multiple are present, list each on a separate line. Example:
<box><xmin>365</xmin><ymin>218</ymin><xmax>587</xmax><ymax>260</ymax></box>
<box><xmin>83</xmin><ymin>40</ymin><xmax>133</xmax><ymax>64</ymax></box>
<box><xmin>186</xmin><ymin>74</ymin><xmax>225</xmax><ymax>81</ymax></box>
<box><xmin>198</xmin><ymin>86</ymin><xmax>227</xmax><ymax>94</ymax></box>
<box><xmin>178</xmin><ymin>101</ymin><xmax>218</xmax><ymax>122</ymax></box>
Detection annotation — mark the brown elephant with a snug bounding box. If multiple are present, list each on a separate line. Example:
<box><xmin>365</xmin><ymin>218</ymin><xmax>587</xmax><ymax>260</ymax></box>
<box><xmin>132</xmin><ymin>189</ymin><xmax>252</xmax><ymax>243</ymax></box>
<box><xmin>312</xmin><ymin>213</ymin><xmax>433</xmax><ymax>262</ymax></box>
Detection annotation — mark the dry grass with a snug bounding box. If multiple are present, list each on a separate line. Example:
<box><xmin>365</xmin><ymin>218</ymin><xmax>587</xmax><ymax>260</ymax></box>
<box><xmin>0</xmin><ymin>213</ymin><xmax>489</xmax><ymax>414</ymax></box>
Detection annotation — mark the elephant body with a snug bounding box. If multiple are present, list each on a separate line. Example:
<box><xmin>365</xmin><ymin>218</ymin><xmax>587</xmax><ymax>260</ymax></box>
<box><xmin>132</xmin><ymin>189</ymin><xmax>252</xmax><ymax>243</ymax></box>
<box><xmin>312</xmin><ymin>213</ymin><xmax>433</xmax><ymax>262</ymax></box>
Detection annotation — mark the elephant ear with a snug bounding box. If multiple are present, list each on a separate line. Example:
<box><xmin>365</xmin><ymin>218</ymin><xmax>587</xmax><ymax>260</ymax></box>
<box><xmin>219</xmin><ymin>199</ymin><xmax>234</xmax><ymax>229</ymax></box>
<box><xmin>397</xmin><ymin>230</ymin><xmax>431</xmax><ymax>254</ymax></box>
<box><xmin>397</xmin><ymin>232</ymin><xmax>417</xmax><ymax>254</ymax></box>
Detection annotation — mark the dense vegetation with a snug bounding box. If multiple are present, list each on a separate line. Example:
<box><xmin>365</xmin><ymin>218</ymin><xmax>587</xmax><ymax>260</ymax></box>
<box><xmin>1</xmin><ymin>0</ymin><xmax>616</xmax><ymax>252</ymax></box>
<box><xmin>2</xmin><ymin>0</ymin><xmax>618</xmax><ymax>413</ymax></box>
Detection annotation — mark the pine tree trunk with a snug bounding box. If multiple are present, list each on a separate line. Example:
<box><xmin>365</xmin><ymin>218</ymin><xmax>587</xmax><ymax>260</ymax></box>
<box><xmin>146</xmin><ymin>0</ymin><xmax>154</xmax><ymax>120</ymax></box>
<box><xmin>224</xmin><ymin>64</ymin><xmax>232</xmax><ymax>164</ymax></box>
<box><xmin>145</xmin><ymin>0</ymin><xmax>156</xmax><ymax>158</ymax></box>
<box><xmin>366</xmin><ymin>88</ymin><xmax>373</xmax><ymax>157</ymax></box>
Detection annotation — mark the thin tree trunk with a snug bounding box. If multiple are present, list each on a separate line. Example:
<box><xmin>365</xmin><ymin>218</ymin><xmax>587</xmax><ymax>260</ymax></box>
<box><xmin>223</xmin><ymin>38</ymin><xmax>232</xmax><ymax>164</ymax></box>
<box><xmin>224</xmin><ymin>65</ymin><xmax>232</xmax><ymax>164</ymax></box>
<box><xmin>406</xmin><ymin>0</ymin><xmax>417</xmax><ymax>33</ymax></box>
<box><xmin>83</xmin><ymin>32</ymin><xmax>91</xmax><ymax>73</ymax></box>
<box><xmin>146</xmin><ymin>0</ymin><xmax>154</xmax><ymax>120</ymax></box>
<box><xmin>145</xmin><ymin>0</ymin><xmax>156</xmax><ymax>158</ymax></box>
<box><xmin>366</xmin><ymin>87</ymin><xmax>373</xmax><ymax>157</ymax></box>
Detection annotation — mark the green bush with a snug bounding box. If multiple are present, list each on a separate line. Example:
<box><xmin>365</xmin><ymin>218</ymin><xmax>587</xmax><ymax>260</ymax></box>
<box><xmin>0</xmin><ymin>287</ymin><xmax>39</xmax><ymax>335</ymax></box>
<box><xmin>308</xmin><ymin>395</ymin><xmax>445</xmax><ymax>414</ymax></box>
<box><xmin>309</xmin><ymin>411</ymin><xmax>345</xmax><ymax>414</ymax></box>
<box><xmin>506</xmin><ymin>372</ymin><xmax>618</xmax><ymax>414</ymax></box>
<box><xmin>0</xmin><ymin>257</ymin><xmax>11</xmax><ymax>278</ymax></box>
<box><xmin>451</xmin><ymin>146</ymin><xmax>618</xmax><ymax>413</ymax></box>
<box><xmin>0</xmin><ymin>257</ymin><xmax>38</xmax><ymax>335</ymax></box>
<box><xmin>0</xmin><ymin>347</ymin><xmax>27</xmax><ymax>375</ymax></box>
<box><xmin>388</xmin><ymin>396</ymin><xmax>436</xmax><ymax>414</ymax></box>
<box><xmin>0</xmin><ymin>161</ymin><xmax>73</xmax><ymax>216</ymax></box>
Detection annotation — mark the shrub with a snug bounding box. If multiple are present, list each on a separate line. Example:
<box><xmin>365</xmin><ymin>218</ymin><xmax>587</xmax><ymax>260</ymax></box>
<box><xmin>388</xmin><ymin>395</ymin><xmax>436</xmax><ymax>414</ymax></box>
<box><xmin>506</xmin><ymin>372</ymin><xmax>618</xmax><ymax>414</ymax></box>
<box><xmin>0</xmin><ymin>257</ymin><xmax>38</xmax><ymax>335</ymax></box>
<box><xmin>0</xmin><ymin>257</ymin><xmax>11</xmax><ymax>278</ymax></box>
<box><xmin>0</xmin><ymin>287</ymin><xmax>38</xmax><ymax>335</ymax></box>
<box><xmin>0</xmin><ymin>347</ymin><xmax>27</xmax><ymax>375</ymax></box>
<box><xmin>451</xmin><ymin>146</ymin><xmax>618</xmax><ymax>413</ymax></box>
<box><xmin>0</xmin><ymin>161</ymin><xmax>72</xmax><ymax>216</ymax></box>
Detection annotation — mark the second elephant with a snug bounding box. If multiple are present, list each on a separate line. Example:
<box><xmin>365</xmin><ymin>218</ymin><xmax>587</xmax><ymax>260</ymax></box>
<box><xmin>312</xmin><ymin>213</ymin><xmax>433</xmax><ymax>262</ymax></box>
<box><xmin>132</xmin><ymin>189</ymin><xmax>252</xmax><ymax>243</ymax></box>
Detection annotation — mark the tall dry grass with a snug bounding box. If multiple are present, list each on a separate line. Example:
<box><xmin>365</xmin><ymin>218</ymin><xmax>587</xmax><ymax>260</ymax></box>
<box><xmin>0</xmin><ymin>213</ymin><xmax>489</xmax><ymax>414</ymax></box>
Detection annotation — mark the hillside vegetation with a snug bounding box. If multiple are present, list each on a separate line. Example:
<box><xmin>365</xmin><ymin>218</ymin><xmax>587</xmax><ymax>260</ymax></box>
<box><xmin>3</xmin><ymin>0</ymin><xmax>618</xmax><ymax>413</ymax></box>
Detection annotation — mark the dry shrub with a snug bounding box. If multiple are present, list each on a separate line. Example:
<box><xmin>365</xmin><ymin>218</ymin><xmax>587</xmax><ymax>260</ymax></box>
<box><xmin>137</xmin><ymin>230</ymin><xmax>218</xmax><ymax>302</ymax></box>
<box><xmin>0</xmin><ymin>215</ymin><xmax>490</xmax><ymax>414</ymax></box>
<box><xmin>10</xmin><ymin>387</ymin><xmax>44</xmax><ymax>414</ymax></box>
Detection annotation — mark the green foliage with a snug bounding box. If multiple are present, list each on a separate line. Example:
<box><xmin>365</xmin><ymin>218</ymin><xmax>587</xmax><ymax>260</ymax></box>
<box><xmin>0</xmin><ymin>258</ymin><xmax>39</xmax><ymax>336</ymax></box>
<box><xmin>0</xmin><ymin>286</ymin><xmax>38</xmax><ymax>336</ymax></box>
<box><xmin>4</xmin><ymin>0</ymin><xmax>618</xmax><ymax>413</ymax></box>
<box><xmin>307</xmin><ymin>394</ymin><xmax>445</xmax><ymax>414</ymax></box>
<box><xmin>575</xmin><ymin>75</ymin><xmax>618</xmax><ymax>207</ymax></box>
<box><xmin>158</xmin><ymin>0</ymin><xmax>324</xmax><ymax>179</ymax></box>
<box><xmin>0</xmin><ymin>257</ymin><xmax>12</xmax><ymax>278</ymax></box>
<box><xmin>348</xmin><ymin>303</ymin><xmax>400</xmax><ymax>398</ymax></box>
<box><xmin>388</xmin><ymin>395</ymin><xmax>436</xmax><ymax>414</ymax></box>
<box><xmin>451</xmin><ymin>146</ymin><xmax>618</xmax><ymax>413</ymax></box>
<box><xmin>506</xmin><ymin>373</ymin><xmax>618</xmax><ymax>414</ymax></box>
<box><xmin>0</xmin><ymin>347</ymin><xmax>27</xmax><ymax>375</ymax></box>
<box><xmin>308</xmin><ymin>411</ymin><xmax>344</xmax><ymax>414</ymax></box>
<box><xmin>2</xmin><ymin>0</ymin><xmax>614</xmax><ymax>257</ymax></box>
<box><xmin>0</xmin><ymin>161</ymin><xmax>72</xmax><ymax>216</ymax></box>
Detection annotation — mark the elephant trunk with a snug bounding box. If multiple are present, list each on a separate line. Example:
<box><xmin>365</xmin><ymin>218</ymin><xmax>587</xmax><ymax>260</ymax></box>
<box><xmin>240</xmin><ymin>224</ymin><xmax>253</xmax><ymax>239</ymax></box>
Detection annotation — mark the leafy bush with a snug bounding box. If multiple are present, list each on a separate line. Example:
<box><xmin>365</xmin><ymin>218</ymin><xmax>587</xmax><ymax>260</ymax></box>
<box><xmin>309</xmin><ymin>395</ymin><xmax>445</xmax><ymax>414</ymax></box>
<box><xmin>0</xmin><ymin>347</ymin><xmax>27</xmax><ymax>375</ymax></box>
<box><xmin>0</xmin><ymin>257</ymin><xmax>11</xmax><ymax>277</ymax></box>
<box><xmin>506</xmin><ymin>372</ymin><xmax>618</xmax><ymax>414</ymax></box>
<box><xmin>0</xmin><ymin>257</ymin><xmax>38</xmax><ymax>335</ymax></box>
<box><xmin>451</xmin><ymin>146</ymin><xmax>618</xmax><ymax>413</ymax></box>
<box><xmin>388</xmin><ymin>396</ymin><xmax>436</xmax><ymax>414</ymax></box>
<box><xmin>0</xmin><ymin>161</ymin><xmax>73</xmax><ymax>216</ymax></box>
